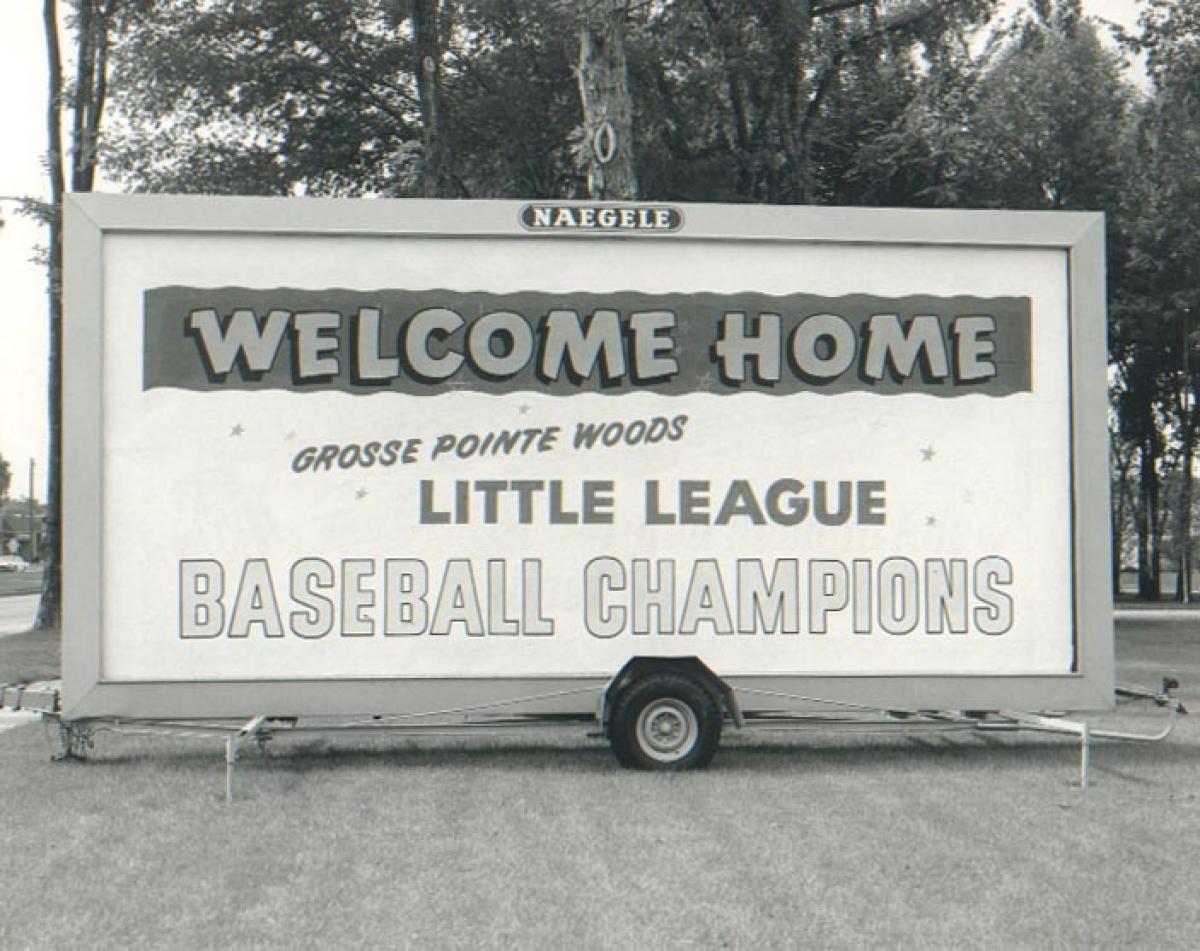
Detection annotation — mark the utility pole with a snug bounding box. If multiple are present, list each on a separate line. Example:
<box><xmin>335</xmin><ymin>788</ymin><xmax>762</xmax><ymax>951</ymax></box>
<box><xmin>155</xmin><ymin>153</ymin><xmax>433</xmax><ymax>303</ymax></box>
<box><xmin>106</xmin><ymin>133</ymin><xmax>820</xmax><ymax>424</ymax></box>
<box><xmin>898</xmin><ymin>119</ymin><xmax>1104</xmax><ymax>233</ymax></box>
<box><xmin>29</xmin><ymin>458</ymin><xmax>38</xmax><ymax>562</ymax></box>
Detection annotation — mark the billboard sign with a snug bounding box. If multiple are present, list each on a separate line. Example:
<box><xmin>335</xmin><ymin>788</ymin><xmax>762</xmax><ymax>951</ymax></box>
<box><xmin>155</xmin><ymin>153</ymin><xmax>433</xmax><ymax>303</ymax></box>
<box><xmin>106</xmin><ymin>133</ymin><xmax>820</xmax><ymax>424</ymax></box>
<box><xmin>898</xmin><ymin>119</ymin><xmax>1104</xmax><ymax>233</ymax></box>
<box><xmin>63</xmin><ymin>196</ymin><xmax>1110</xmax><ymax>718</ymax></box>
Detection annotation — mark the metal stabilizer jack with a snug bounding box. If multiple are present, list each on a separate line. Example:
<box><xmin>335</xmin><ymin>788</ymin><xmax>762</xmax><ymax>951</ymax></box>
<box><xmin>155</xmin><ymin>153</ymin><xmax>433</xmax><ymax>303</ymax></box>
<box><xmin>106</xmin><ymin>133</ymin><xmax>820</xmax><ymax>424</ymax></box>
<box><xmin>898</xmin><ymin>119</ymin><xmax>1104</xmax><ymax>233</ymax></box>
<box><xmin>49</xmin><ymin>718</ymin><xmax>95</xmax><ymax>762</ymax></box>
<box><xmin>224</xmin><ymin>715</ymin><xmax>268</xmax><ymax>805</ymax></box>
<box><xmin>997</xmin><ymin>713</ymin><xmax>1094</xmax><ymax>790</ymax></box>
<box><xmin>997</xmin><ymin>678</ymin><xmax>1187</xmax><ymax>791</ymax></box>
<box><xmin>1089</xmin><ymin>678</ymin><xmax>1187</xmax><ymax>744</ymax></box>
<box><xmin>1115</xmin><ymin>678</ymin><xmax>1188</xmax><ymax>716</ymax></box>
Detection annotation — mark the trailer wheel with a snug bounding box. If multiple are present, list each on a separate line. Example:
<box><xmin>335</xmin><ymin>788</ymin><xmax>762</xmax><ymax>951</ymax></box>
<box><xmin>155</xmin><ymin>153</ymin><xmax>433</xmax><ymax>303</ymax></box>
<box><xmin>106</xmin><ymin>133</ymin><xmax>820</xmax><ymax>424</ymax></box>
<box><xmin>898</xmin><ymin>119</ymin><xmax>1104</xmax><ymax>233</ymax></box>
<box><xmin>610</xmin><ymin>672</ymin><xmax>721</xmax><ymax>770</ymax></box>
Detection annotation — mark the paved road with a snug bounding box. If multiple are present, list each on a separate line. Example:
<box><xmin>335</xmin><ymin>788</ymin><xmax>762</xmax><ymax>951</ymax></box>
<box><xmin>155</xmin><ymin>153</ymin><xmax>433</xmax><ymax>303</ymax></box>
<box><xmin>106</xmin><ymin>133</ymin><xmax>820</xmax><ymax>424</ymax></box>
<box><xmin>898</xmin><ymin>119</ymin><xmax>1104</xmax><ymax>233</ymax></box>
<box><xmin>0</xmin><ymin>709</ymin><xmax>35</xmax><ymax>732</ymax></box>
<box><xmin>0</xmin><ymin>593</ymin><xmax>39</xmax><ymax>636</ymax></box>
<box><xmin>1114</xmin><ymin>608</ymin><xmax>1200</xmax><ymax>621</ymax></box>
<box><xmin>0</xmin><ymin>567</ymin><xmax>43</xmax><ymax>598</ymax></box>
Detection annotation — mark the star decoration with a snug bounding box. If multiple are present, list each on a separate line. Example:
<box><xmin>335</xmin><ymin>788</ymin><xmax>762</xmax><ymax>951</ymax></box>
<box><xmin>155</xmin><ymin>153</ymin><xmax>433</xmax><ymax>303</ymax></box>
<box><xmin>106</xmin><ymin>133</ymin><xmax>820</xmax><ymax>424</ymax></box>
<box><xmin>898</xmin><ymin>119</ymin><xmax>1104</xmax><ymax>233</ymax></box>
<box><xmin>230</xmin><ymin>424</ymin><xmax>245</xmax><ymax>437</ymax></box>
<box><xmin>518</xmin><ymin>404</ymin><xmax>530</xmax><ymax>415</ymax></box>
<box><xmin>284</xmin><ymin>430</ymin><xmax>298</xmax><ymax>441</ymax></box>
<box><xmin>925</xmin><ymin>515</ymin><xmax>938</xmax><ymax>527</ymax></box>
<box><xmin>355</xmin><ymin>488</ymin><xmax>368</xmax><ymax>500</ymax></box>
<box><xmin>695</xmin><ymin>370</ymin><xmax>716</xmax><ymax>392</ymax></box>
<box><xmin>920</xmin><ymin>445</ymin><xmax>936</xmax><ymax>461</ymax></box>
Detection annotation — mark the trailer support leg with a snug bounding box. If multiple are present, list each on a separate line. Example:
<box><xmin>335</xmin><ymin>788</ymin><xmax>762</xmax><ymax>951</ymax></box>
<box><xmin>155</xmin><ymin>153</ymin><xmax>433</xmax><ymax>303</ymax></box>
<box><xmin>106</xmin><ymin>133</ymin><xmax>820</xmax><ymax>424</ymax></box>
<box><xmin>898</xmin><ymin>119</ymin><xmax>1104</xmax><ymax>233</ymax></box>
<box><xmin>50</xmin><ymin>718</ymin><xmax>94</xmax><ymax>762</ymax></box>
<box><xmin>224</xmin><ymin>737</ymin><xmax>235</xmax><ymax>804</ymax></box>
<box><xmin>1080</xmin><ymin>721</ymin><xmax>1090</xmax><ymax>792</ymax></box>
<box><xmin>1001</xmin><ymin>713</ymin><xmax>1091</xmax><ymax>790</ymax></box>
<box><xmin>225</xmin><ymin>716</ymin><xmax>267</xmax><ymax>805</ymax></box>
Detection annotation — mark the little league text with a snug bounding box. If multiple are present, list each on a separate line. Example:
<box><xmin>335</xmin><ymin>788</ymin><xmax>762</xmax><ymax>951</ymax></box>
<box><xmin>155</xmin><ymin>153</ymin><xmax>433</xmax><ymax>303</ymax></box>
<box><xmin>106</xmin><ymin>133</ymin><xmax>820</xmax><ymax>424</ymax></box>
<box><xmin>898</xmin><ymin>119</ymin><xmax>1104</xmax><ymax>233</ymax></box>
<box><xmin>415</xmin><ymin>478</ymin><xmax>887</xmax><ymax>526</ymax></box>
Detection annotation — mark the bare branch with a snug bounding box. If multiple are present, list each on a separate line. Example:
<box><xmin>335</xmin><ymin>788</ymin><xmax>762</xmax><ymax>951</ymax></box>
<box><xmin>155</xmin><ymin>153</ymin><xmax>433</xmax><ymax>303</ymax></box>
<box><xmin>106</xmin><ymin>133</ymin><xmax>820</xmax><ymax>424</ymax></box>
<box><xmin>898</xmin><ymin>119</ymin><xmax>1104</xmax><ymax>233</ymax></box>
<box><xmin>812</xmin><ymin>0</ymin><xmax>872</xmax><ymax>17</ymax></box>
<box><xmin>803</xmin><ymin>1</ymin><xmax>942</xmax><ymax>133</ymax></box>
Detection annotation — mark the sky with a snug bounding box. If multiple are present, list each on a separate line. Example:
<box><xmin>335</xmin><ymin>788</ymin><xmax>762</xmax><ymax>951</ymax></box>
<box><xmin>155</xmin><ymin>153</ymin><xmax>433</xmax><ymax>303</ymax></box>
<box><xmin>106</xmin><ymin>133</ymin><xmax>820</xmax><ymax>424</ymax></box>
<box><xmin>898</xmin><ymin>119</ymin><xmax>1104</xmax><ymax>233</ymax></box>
<box><xmin>0</xmin><ymin>0</ymin><xmax>1148</xmax><ymax>501</ymax></box>
<box><xmin>0</xmin><ymin>1</ymin><xmax>53</xmax><ymax>499</ymax></box>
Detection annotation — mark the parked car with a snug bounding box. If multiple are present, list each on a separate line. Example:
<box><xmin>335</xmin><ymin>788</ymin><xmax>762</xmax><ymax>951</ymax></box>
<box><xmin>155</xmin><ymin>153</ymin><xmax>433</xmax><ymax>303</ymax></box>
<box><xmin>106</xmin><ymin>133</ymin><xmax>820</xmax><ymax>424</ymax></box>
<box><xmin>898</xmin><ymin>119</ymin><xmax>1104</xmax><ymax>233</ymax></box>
<box><xmin>0</xmin><ymin>554</ymin><xmax>29</xmax><ymax>572</ymax></box>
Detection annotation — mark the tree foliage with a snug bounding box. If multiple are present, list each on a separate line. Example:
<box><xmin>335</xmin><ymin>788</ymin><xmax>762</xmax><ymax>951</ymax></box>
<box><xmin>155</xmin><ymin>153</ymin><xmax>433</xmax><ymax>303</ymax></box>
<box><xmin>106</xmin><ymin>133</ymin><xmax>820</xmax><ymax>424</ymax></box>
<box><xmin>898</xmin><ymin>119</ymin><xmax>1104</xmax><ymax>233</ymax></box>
<box><xmin>1112</xmin><ymin>0</ymin><xmax>1200</xmax><ymax>597</ymax></box>
<box><xmin>106</xmin><ymin>0</ymin><xmax>419</xmax><ymax>194</ymax></box>
<box><xmin>962</xmin><ymin>3</ymin><xmax>1130</xmax><ymax>212</ymax></box>
<box><xmin>102</xmin><ymin>0</ymin><xmax>1000</xmax><ymax>203</ymax></box>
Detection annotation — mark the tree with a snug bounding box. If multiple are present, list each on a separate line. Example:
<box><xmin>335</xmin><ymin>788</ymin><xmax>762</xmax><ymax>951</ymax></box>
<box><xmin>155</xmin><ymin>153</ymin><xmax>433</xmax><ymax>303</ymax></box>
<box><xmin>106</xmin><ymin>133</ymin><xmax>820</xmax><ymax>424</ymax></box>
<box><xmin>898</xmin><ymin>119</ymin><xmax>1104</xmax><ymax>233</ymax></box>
<box><xmin>102</xmin><ymin>0</ymin><xmax>1004</xmax><ymax>206</ymax></box>
<box><xmin>39</xmin><ymin>0</ymin><xmax>65</xmax><ymax>624</ymax></box>
<box><xmin>806</xmin><ymin>3</ymin><xmax>979</xmax><ymax>207</ymax></box>
<box><xmin>955</xmin><ymin>2</ymin><xmax>1131</xmax><ymax>212</ymax></box>
<box><xmin>104</xmin><ymin>0</ymin><xmax>610</xmax><ymax>200</ymax></box>
<box><xmin>26</xmin><ymin>0</ymin><xmax>118</xmax><ymax>627</ymax></box>
<box><xmin>411</xmin><ymin>0</ymin><xmax>452</xmax><ymax>197</ymax></box>
<box><xmin>661</xmin><ymin>0</ymin><xmax>998</xmax><ymax>204</ymax></box>
<box><xmin>577</xmin><ymin>0</ymin><xmax>638</xmax><ymax>199</ymax></box>
<box><xmin>1111</xmin><ymin>333</ymin><xmax>1175</xmax><ymax>598</ymax></box>
<box><xmin>445</xmin><ymin>0</ymin><xmax>582</xmax><ymax>197</ymax></box>
<box><xmin>0</xmin><ymin>454</ymin><xmax>11</xmax><ymax>502</ymax></box>
<box><xmin>106</xmin><ymin>0</ymin><xmax>422</xmax><ymax>195</ymax></box>
<box><xmin>1116</xmin><ymin>0</ymin><xmax>1200</xmax><ymax>599</ymax></box>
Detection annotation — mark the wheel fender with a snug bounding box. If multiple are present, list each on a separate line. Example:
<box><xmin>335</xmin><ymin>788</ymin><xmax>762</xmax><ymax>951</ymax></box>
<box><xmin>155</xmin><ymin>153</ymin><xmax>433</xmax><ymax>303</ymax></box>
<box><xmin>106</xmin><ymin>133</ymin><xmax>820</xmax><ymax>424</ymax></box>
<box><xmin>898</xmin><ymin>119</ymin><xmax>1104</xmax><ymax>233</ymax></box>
<box><xmin>598</xmin><ymin>656</ymin><xmax>742</xmax><ymax>737</ymax></box>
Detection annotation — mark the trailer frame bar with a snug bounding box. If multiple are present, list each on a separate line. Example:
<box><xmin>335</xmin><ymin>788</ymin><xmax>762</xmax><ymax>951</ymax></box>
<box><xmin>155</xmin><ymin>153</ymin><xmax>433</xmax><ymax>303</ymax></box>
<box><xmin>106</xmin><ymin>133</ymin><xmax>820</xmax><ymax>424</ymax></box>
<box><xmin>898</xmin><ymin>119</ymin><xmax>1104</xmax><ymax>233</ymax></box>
<box><xmin>7</xmin><ymin>677</ymin><xmax>1182</xmax><ymax>804</ymax></box>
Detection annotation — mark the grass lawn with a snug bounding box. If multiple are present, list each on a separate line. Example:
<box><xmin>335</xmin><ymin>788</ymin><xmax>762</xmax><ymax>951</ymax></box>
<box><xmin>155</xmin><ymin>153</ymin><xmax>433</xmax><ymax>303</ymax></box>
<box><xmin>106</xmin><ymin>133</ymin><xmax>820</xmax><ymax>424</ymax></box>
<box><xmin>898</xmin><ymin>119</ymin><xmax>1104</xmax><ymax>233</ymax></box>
<box><xmin>0</xmin><ymin>627</ymin><xmax>60</xmax><ymax>685</ymax></box>
<box><xmin>1</xmin><ymin>619</ymin><xmax>1199</xmax><ymax>949</ymax></box>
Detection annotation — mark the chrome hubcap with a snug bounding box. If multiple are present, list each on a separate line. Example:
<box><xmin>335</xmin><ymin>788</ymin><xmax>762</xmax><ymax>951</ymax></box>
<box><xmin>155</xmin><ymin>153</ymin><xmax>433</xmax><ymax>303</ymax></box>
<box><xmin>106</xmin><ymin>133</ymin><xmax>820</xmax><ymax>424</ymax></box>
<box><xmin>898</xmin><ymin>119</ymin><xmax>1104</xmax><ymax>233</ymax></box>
<box><xmin>636</xmin><ymin>699</ymin><xmax>698</xmax><ymax>762</ymax></box>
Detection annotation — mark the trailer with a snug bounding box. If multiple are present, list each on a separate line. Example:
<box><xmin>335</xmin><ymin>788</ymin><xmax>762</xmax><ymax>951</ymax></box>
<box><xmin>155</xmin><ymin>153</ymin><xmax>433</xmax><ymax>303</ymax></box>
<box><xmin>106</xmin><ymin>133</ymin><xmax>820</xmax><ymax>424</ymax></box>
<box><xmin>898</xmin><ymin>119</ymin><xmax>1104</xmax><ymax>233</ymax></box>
<box><xmin>7</xmin><ymin>194</ymin><xmax>1176</xmax><ymax>796</ymax></box>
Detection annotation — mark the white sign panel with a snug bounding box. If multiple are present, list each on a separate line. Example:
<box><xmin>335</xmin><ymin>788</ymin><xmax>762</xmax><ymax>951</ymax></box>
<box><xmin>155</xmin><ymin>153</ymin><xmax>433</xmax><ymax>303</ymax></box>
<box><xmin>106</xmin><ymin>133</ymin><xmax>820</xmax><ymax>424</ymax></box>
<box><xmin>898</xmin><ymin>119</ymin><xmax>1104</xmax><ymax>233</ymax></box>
<box><xmin>63</xmin><ymin>197</ymin><xmax>1111</xmax><ymax>717</ymax></box>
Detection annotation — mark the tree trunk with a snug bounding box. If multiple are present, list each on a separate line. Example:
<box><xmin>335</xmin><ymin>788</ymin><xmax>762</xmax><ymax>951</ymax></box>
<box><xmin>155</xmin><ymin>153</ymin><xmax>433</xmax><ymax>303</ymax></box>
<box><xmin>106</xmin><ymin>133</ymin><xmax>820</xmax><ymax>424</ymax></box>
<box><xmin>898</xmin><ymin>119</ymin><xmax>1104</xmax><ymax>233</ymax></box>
<box><xmin>577</xmin><ymin>0</ymin><xmax>637</xmax><ymax>201</ymax></box>
<box><xmin>412</xmin><ymin>0</ymin><xmax>448</xmax><ymax>198</ymax></box>
<box><xmin>71</xmin><ymin>0</ymin><xmax>110</xmax><ymax>193</ymax></box>
<box><xmin>1138</xmin><ymin>436</ymin><xmax>1162</xmax><ymax>600</ymax></box>
<box><xmin>35</xmin><ymin>0</ymin><xmax>65</xmax><ymax>632</ymax></box>
<box><xmin>770</xmin><ymin>0</ymin><xmax>810</xmax><ymax>203</ymax></box>
<box><xmin>36</xmin><ymin>0</ymin><xmax>112</xmax><ymax>630</ymax></box>
<box><xmin>1179</xmin><ymin>313</ymin><xmax>1194</xmax><ymax>602</ymax></box>
<box><xmin>701</xmin><ymin>0</ymin><xmax>755</xmax><ymax>199</ymax></box>
<box><xmin>1110</xmin><ymin>431</ymin><xmax>1132</xmax><ymax>596</ymax></box>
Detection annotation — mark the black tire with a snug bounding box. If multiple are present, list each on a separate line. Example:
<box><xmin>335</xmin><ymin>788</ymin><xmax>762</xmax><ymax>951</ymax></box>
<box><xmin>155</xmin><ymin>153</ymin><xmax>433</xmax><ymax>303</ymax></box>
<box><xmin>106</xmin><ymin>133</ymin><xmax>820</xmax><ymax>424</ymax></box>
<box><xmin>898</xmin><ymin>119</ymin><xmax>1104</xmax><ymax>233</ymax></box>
<box><xmin>609</xmin><ymin>672</ymin><xmax>721</xmax><ymax>770</ymax></box>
